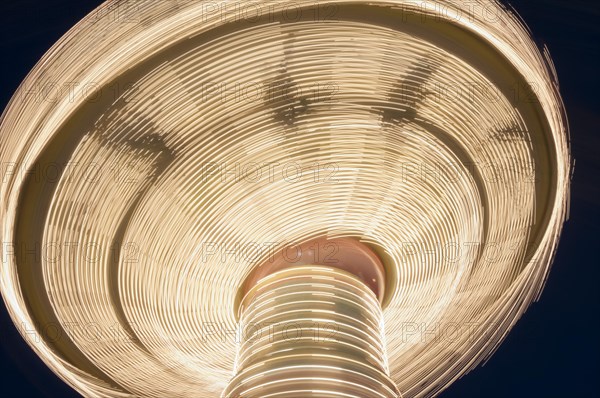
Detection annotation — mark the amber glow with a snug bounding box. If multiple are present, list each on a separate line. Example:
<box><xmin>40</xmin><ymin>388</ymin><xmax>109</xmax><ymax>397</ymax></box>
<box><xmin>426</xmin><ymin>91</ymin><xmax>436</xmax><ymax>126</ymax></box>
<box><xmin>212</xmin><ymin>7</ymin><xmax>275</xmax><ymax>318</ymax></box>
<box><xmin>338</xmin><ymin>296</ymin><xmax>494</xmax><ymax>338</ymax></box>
<box><xmin>0</xmin><ymin>1</ymin><xmax>569</xmax><ymax>397</ymax></box>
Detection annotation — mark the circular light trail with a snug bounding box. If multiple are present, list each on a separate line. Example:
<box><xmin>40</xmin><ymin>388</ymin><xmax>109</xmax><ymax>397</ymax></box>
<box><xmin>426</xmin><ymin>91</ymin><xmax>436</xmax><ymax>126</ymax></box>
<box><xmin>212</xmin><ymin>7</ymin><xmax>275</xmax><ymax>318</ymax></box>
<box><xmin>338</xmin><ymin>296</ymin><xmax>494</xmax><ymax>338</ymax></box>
<box><xmin>0</xmin><ymin>1</ymin><xmax>570</xmax><ymax>397</ymax></box>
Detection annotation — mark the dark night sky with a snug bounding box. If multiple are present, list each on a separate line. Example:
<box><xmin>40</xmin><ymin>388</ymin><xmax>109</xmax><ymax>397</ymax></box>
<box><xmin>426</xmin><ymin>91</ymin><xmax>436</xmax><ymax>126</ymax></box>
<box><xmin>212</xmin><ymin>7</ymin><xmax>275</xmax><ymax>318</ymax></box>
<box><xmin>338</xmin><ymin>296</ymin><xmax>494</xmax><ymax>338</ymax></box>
<box><xmin>1</xmin><ymin>1</ymin><xmax>598</xmax><ymax>397</ymax></box>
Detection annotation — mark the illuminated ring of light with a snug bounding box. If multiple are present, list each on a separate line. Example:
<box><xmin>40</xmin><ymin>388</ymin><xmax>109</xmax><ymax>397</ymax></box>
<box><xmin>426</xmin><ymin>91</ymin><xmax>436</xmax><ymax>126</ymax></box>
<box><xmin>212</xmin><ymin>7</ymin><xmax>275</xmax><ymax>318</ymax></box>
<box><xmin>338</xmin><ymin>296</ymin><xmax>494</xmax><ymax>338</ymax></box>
<box><xmin>0</xmin><ymin>1</ymin><xmax>570</xmax><ymax>397</ymax></box>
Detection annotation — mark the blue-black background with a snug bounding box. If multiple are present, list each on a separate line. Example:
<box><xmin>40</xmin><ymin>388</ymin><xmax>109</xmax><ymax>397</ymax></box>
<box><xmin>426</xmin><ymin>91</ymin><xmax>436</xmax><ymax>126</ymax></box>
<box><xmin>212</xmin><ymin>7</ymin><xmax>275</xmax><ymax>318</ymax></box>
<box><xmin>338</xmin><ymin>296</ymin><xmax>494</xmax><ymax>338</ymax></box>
<box><xmin>1</xmin><ymin>0</ymin><xmax>598</xmax><ymax>397</ymax></box>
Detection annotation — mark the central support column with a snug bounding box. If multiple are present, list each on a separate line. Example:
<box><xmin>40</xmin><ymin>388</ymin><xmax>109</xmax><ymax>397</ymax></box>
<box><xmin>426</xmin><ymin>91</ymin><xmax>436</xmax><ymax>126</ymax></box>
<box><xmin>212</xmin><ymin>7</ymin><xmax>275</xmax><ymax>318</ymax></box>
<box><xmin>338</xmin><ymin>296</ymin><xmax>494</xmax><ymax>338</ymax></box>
<box><xmin>223</xmin><ymin>265</ymin><xmax>401</xmax><ymax>398</ymax></box>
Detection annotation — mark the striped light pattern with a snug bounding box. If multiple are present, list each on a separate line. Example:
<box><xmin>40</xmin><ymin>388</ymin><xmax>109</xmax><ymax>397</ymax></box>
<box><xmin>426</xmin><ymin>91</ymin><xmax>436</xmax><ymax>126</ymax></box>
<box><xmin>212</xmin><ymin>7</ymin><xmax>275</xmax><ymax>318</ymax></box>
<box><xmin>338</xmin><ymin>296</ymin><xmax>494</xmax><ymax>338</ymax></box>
<box><xmin>224</xmin><ymin>265</ymin><xmax>400</xmax><ymax>397</ymax></box>
<box><xmin>0</xmin><ymin>1</ymin><xmax>569</xmax><ymax>398</ymax></box>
